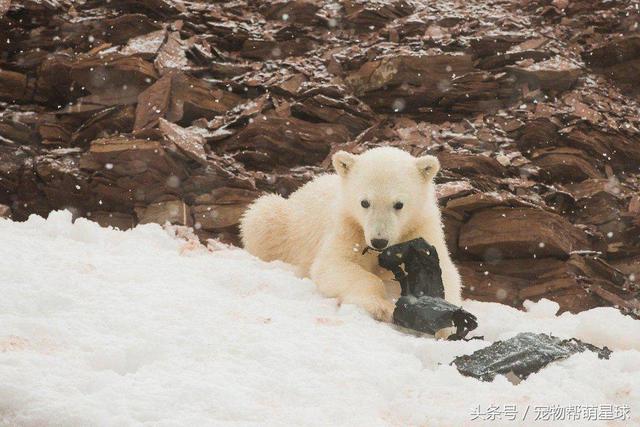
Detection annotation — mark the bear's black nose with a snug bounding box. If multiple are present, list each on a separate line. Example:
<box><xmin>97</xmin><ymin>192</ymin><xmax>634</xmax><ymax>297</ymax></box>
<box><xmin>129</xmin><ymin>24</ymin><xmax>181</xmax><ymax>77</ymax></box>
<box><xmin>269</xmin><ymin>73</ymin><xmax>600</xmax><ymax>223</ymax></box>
<box><xmin>371</xmin><ymin>239</ymin><xmax>388</xmax><ymax>250</ymax></box>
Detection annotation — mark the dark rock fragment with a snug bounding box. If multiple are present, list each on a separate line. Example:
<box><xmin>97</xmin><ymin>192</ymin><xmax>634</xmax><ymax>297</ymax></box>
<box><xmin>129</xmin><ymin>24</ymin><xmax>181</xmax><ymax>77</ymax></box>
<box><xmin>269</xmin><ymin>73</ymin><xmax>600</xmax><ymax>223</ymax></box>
<box><xmin>453</xmin><ymin>332</ymin><xmax>612</xmax><ymax>382</ymax></box>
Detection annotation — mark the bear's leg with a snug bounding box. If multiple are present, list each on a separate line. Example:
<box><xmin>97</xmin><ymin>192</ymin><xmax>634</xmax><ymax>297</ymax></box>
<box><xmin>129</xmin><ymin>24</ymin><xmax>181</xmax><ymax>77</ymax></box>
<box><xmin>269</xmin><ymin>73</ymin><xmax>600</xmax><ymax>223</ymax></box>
<box><xmin>310</xmin><ymin>257</ymin><xmax>395</xmax><ymax>322</ymax></box>
<box><xmin>439</xmin><ymin>256</ymin><xmax>463</xmax><ymax>306</ymax></box>
<box><xmin>240</xmin><ymin>194</ymin><xmax>291</xmax><ymax>263</ymax></box>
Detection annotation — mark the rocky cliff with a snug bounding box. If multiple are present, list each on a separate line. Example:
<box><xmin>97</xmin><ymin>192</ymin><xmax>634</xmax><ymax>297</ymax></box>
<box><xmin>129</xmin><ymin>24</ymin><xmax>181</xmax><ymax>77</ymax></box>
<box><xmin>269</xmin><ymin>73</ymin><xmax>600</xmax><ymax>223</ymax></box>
<box><xmin>1</xmin><ymin>0</ymin><xmax>638</xmax><ymax>314</ymax></box>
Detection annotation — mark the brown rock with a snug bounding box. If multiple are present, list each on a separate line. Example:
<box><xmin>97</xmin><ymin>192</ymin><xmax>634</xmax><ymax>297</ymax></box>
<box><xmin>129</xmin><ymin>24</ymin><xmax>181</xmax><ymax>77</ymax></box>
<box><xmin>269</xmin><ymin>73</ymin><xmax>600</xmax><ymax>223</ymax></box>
<box><xmin>610</xmin><ymin>256</ymin><xmax>640</xmax><ymax>279</ymax></box>
<box><xmin>517</xmin><ymin>118</ymin><xmax>559</xmax><ymax>154</ymax></box>
<box><xmin>539</xmin><ymin>287</ymin><xmax>603</xmax><ymax>314</ymax></box>
<box><xmin>90</xmin><ymin>211</ymin><xmax>136</xmax><ymax>230</ymax></box>
<box><xmin>459</xmin><ymin>257</ymin><xmax>607</xmax><ymax>313</ymax></box>
<box><xmin>476</xmin><ymin>50</ymin><xmax>552</xmax><ymax>70</ymax></box>
<box><xmin>459</xmin><ymin>263</ymin><xmax>523</xmax><ymax>306</ymax></box>
<box><xmin>531</xmin><ymin>148</ymin><xmax>603</xmax><ymax>184</ymax></box>
<box><xmin>590</xmin><ymin>285</ymin><xmax>640</xmax><ymax>314</ymax></box>
<box><xmin>584</xmin><ymin>36</ymin><xmax>640</xmax><ymax>68</ymax></box>
<box><xmin>181</xmin><ymin>159</ymin><xmax>258</xmax><ymax>206</ymax></box>
<box><xmin>436</xmin><ymin>181</ymin><xmax>475</xmax><ymax>203</ymax></box>
<box><xmin>346</xmin><ymin>54</ymin><xmax>474</xmax><ymax>96</ymax></box>
<box><xmin>191</xmin><ymin>188</ymin><xmax>259</xmax><ymax>231</ymax></box>
<box><xmin>437</xmin><ymin>152</ymin><xmax>506</xmax><ymax>177</ymax></box>
<box><xmin>0</xmin><ymin>111</ymin><xmax>41</xmax><ymax>145</ymax></box>
<box><xmin>192</xmin><ymin>204</ymin><xmax>246</xmax><ymax>231</ymax></box>
<box><xmin>121</xmin><ymin>29</ymin><xmax>167</xmax><ymax>58</ymax></box>
<box><xmin>446</xmin><ymin>191</ymin><xmax>539</xmax><ymax>216</ymax></box>
<box><xmin>0</xmin><ymin>69</ymin><xmax>30</xmax><ymax>103</ymax></box>
<box><xmin>136</xmin><ymin>200</ymin><xmax>192</xmax><ymax>226</ymax></box>
<box><xmin>0</xmin><ymin>144</ymin><xmax>34</xmax><ymax>207</ymax></box>
<box><xmin>441</xmin><ymin>212</ymin><xmax>462</xmax><ymax>258</ymax></box>
<box><xmin>0</xmin><ymin>0</ymin><xmax>10</xmax><ymax>16</ymax></box>
<box><xmin>37</xmin><ymin>115</ymin><xmax>76</xmax><ymax>146</ymax></box>
<box><xmin>34</xmin><ymin>54</ymin><xmax>76</xmax><ymax>106</ymax></box>
<box><xmin>101</xmin><ymin>0</ymin><xmax>186</xmax><ymax>17</ymax></box>
<box><xmin>71</xmin><ymin>105</ymin><xmax>136</xmax><ymax>145</ymax></box>
<box><xmin>80</xmin><ymin>137</ymin><xmax>184</xmax><ymax>174</ymax></box>
<box><xmin>158</xmin><ymin>118</ymin><xmax>207</xmax><ymax>164</ymax></box>
<box><xmin>564</xmin><ymin>179</ymin><xmax>624</xmax><ymax>226</ymax></box>
<box><xmin>469</xmin><ymin>34</ymin><xmax>527</xmax><ymax>58</ymax></box>
<box><xmin>100</xmin><ymin>14</ymin><xmax>164</xmax><ymax>45</ymax></box>
<box><xmin>507</xmin><ymin>57</ymin><xmax>581</xmax><ymax>93</ymax></box>
<box><xmin>459</xmin><ymin>207</ymin><xmax>591</xmax><ymax>259</ymax></box>
<box><xmin>154</xmin><ymin>32</ymin><xmax>189</xmax><ymax>75</ymax></box>
<box><xmin>240</xmin><ymin>38</ymin><xmax>314</xmax><ymax>61</ymax></box>
<box><xmin>134</xmin><ymin>72</ymin><xmax>242</xmax><ymax>130</ymax></box>
<box><xmin>79</xmin><ymin>137</ymin><xmax>187</xmax><ymax>208</ymax></box>
<box><xmin>34</xmin><ymin>149</ymin><xmax>92</xmax><ymax>210</ymax></box>
<box><xmin>290</xmin><ymin>94</ymin><xmax>374</xmax><ymax>135</ymax></box>
<box><xmin>563</xmin><ymin>124</ymin><xmax>640</xmax><ymax>173</ymax></box>
<box><xmin>71</xmin><ymin>55</ymin><xmax>157</xmax><ymax>96</ymax></box>
<box><xmin>583</xmin><ymin>35</ymin><xmax>640</xmax><ymax>96</ymax></box>
<box><xmin>0</xmin><ymin>203</ymin><xmax>11</xmax><ymax>218</ymax></box>
<box><xmin>217</xmin><ymin>115</ymin><xmax>350</xmax><ymax>170</ymax></box>
<box><xmin>260</xmin><ymin>1</ymin><xmax>321</xmax><ymax>25</ymax></box>
<box><xmin>343</xmin><ymin>0</ymin><xmax>415</xmax><ymax>30</ymax></box>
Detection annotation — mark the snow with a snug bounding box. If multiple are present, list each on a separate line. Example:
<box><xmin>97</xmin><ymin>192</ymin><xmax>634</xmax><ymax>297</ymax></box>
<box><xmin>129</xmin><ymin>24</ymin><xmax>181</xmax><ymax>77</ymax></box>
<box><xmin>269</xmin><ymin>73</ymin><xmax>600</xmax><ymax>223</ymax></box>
<box><xmin>121</xmin><ymin>30</ymin><xmax>166</xmax><ymax>57</ymax></box>
<box><xmin>1</xmin><ymin>211</ymin><xmax>639</xmax><ymax>426</ymax></box>
<box><xmin>523</xmin><ymin>55</ymin><xmax>582</xmax><ymax>71</ymax></box>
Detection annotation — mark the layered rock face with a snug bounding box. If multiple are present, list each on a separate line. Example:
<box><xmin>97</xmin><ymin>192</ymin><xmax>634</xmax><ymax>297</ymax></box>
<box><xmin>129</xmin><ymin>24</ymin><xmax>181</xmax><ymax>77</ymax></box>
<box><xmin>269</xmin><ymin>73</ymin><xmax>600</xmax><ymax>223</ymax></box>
<box><xmin>1</xmin><ymin>0</ymin><xmax>638</xmax><ymax>315</ymax></box>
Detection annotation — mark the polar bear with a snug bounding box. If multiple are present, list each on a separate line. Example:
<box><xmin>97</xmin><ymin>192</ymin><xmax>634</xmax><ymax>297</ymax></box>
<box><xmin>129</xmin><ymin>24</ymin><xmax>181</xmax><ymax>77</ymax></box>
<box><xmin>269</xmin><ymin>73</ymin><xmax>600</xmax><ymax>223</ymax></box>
<box><xmin>240</xmin><ymin>146</ymin><xmax>462</xmax><ymax>327</ymax></box>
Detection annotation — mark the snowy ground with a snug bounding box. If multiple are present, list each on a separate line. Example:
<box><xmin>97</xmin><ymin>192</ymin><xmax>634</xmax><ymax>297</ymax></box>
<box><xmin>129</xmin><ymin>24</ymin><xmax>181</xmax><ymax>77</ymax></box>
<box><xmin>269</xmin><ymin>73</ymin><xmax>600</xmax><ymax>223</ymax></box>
<box><xmin>1</xmin><ymin>211</ymin><xmax>638</xmax><ymax>426</ymax></box>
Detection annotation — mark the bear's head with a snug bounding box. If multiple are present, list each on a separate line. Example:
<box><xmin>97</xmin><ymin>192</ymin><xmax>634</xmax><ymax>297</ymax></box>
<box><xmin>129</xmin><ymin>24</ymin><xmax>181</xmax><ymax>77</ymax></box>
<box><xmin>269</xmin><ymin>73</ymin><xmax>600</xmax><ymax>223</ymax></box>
<box><xmin>332</xmin><ymin>146</ymin><xmax>440</xmax><ymax>251</ymax></box>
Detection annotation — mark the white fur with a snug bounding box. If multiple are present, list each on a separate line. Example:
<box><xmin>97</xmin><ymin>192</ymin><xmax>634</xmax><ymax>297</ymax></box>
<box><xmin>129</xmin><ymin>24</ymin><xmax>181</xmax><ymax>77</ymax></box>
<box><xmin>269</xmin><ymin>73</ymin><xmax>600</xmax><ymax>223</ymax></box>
<box><xmin>240</xmin><ymin>147</ymin><xmax>462</xmax><ymax>334</ymax></box>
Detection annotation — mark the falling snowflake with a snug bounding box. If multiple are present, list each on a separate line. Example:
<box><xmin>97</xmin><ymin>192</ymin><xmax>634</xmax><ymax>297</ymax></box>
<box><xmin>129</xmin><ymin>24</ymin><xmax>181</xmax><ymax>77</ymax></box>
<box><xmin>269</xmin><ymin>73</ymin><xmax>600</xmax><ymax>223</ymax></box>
<box><xmin>392</xmin><ymin>98</ymin><xmax>406</xmax><ymax>113</ymax></box>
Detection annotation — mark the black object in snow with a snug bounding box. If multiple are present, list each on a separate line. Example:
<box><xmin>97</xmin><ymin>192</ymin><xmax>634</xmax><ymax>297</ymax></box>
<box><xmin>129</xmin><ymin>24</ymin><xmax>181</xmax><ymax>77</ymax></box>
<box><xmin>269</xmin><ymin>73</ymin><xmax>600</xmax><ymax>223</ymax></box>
<box><xmin>377</xmin><ymin>238</ymin><xmax>478</xmax><ymax>340</ymax></box>
<box><xmin>394</xmin><ymin>295</ymin><xmax>479</xmax><ymax>339</ymax></box>
<box><xmin>452</xmin><ymin>332</ymin><xmax>612</xmax><ymax>381</ymax></box>
<box><xmin>378</xmin><ymin>237</ymin><xmax>445</xmax><ymax>298</ymax></box>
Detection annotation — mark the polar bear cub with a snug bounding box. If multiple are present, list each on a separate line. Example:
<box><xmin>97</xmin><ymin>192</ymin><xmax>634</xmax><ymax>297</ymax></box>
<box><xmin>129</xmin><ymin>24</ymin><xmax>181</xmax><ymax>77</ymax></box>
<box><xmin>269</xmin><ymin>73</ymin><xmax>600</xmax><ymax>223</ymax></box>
<box><xmin>240</xmin><ymin>146</ymin><xmax>462</xmax><ymax>324</ymax></box>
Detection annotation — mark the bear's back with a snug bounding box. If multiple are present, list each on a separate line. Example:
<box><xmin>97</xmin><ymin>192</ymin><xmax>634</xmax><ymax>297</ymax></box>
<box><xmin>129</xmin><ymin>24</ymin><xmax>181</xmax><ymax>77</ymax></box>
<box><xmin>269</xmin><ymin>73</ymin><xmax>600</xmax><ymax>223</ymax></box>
<box><xmin>284</xmin><ymin>174</ymin><xmax>341</xmax><ymax>275</ymax></box>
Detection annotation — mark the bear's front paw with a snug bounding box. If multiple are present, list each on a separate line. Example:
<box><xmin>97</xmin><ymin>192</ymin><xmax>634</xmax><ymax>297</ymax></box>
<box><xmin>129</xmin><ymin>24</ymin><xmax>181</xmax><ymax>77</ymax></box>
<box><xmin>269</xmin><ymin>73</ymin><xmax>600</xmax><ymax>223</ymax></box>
<box><xmin>435</xmin><ymin>326</ymin><xmax>456</xmax><ymax>340</ymax></box>
<box><xmin>361</xmin><ymin>296</ymin><xmax>395</xmax><ymax>323</ymax></box>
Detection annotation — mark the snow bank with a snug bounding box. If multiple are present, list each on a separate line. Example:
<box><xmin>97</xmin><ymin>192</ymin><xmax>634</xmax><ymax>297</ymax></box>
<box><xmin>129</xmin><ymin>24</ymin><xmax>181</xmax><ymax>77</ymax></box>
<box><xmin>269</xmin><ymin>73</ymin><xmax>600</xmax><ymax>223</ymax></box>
<box><xmin>0</xmin><ymin>211</ymin><xmax>638</xmax><ymax>426</ymax></box>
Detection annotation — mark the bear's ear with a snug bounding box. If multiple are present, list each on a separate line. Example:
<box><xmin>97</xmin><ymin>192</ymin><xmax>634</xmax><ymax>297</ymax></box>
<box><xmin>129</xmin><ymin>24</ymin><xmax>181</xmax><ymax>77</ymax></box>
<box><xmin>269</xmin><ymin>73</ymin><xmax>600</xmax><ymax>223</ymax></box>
<box><xmin>415</xmin><ymin>155</ymin><xmax>440</xmax><ymax>181</ymax></box>
<box><xmin>332</xmin><ymin>151</ymin><xmax>356</xmax><ymax>177</ymax></box>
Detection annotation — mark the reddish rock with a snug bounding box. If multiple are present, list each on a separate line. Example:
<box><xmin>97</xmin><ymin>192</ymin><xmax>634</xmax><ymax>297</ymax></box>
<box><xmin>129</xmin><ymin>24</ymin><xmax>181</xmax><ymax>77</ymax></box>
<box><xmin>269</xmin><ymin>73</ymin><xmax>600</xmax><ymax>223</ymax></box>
<box><xmin>136</xmin><ymin>200</ymin><xmax>192</xmax><ymax>226</ymax></box>
<box><xmin>0</xmin><ymin>203</ymin><xmax>11</xmax><ymax>218</ymax></box>
<box><xmin>459</xmin><ymin>208</ymin><xmax>591</xmax><ymax>259</ymax></box>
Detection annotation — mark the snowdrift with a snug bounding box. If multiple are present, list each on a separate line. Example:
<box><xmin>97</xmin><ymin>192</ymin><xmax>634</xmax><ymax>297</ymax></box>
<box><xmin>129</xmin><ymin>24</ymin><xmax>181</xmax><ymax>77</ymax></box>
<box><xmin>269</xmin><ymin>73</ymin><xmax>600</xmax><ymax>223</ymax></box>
<box><xmin>0</xmin><ymin>211</ymin><xmax>638</xmax><ymax>426</ymax></box>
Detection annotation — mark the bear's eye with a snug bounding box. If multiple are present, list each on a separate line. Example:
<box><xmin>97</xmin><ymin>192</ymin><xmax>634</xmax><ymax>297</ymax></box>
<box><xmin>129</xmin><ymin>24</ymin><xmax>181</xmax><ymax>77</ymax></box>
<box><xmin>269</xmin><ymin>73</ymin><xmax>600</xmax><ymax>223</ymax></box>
<box><xmin>361</xmin><ymin>200</ymin><xmax>370</xmax><ymax>208</ymax></box>
<box><xmin>394</xmin><ymin>202</ymin><xmax>404</xmax><ymax>210</ymax></box>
